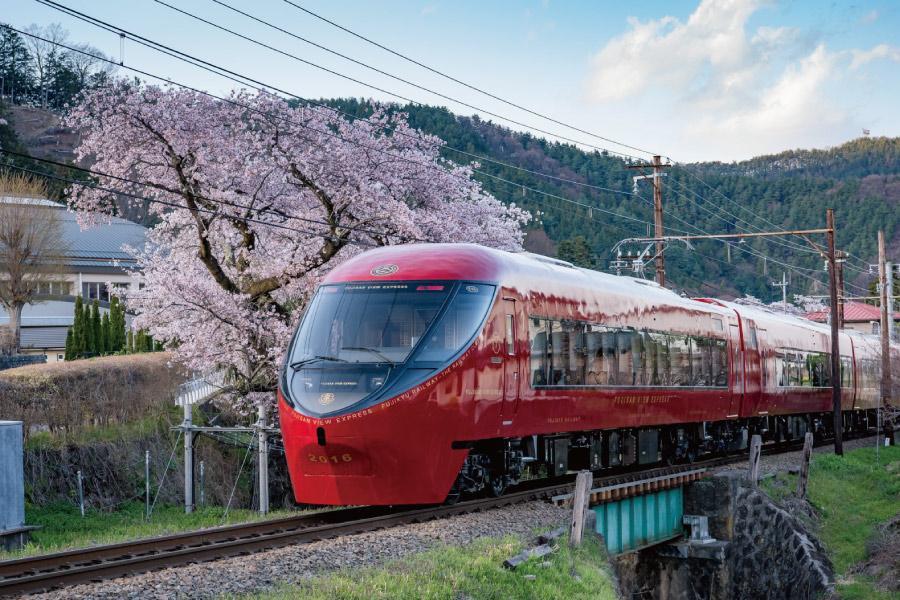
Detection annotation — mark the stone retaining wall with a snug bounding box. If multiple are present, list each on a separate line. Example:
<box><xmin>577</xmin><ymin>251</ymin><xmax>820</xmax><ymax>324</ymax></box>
<box><xmin>614</xmin><ymin>471</ymin><xmax>834</xmax><ymax>600</ymax></box>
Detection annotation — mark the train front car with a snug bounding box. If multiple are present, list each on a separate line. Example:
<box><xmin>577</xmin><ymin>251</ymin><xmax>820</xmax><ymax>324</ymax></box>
<box><xmin>278</xmin><ymin>244</ymin><xmax>505</xmax><ymax>506</ymax></box>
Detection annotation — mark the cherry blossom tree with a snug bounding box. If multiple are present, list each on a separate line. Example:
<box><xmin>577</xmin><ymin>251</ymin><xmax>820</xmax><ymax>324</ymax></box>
<box><xmin>65</xmin><ymin>82</ymin><xmax>529</xmax><ymax>412</ymax></box>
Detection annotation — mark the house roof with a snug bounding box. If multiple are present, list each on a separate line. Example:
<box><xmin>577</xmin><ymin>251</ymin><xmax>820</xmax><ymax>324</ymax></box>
<box><xmin>805</xmin><ymin>300</ymin><xmax>900</xmax><ymax>323</ymax></box>
<box><xmin>0</xmin><ymin>196</ymin><xmax>147</xmax><ymax>271</ymax></box>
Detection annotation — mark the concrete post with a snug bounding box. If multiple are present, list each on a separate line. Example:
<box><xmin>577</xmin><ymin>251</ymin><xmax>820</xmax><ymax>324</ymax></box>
<box><xmin>77</xmin><ymin>470</ymin><xmax>84</xmax><ymax>517</ymax></box>
<box><xmin>183</xmin><ymin>401</ymin><xmax>194</xmax><ymax>514</ymax></box>
<box><xmin>257</xmin><ymin>403</ymin><xmax>269</xmax><ymax>515</ymax></box>
<box><xmin>145</xmin><ymin>450</ymin><xmax>150</xmax><ymax>521</ymax></box>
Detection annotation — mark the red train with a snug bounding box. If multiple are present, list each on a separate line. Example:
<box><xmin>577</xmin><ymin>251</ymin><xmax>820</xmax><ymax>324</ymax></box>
<box><xmin>278</xmin><ymin>244</ymin><xmax>898</xmax><ymax>505</ymax></box>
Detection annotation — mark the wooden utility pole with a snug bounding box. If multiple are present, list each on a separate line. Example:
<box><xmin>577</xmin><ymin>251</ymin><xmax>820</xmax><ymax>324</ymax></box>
<box><xmin>652</xmin><ymin>155</ymin><xmax>666</xmax><ymax>286</ymax></box>
<box><xmin>628</xmin><ymin>156</ymin><xmax>669</xmax><ymax>286</ymax></box>
<box><xmin>836</xmin><ymin>250</ymin><xmax>846</xmax><ymax>329</ymax></box>
<box><xmin>797</xmin><ymin>432</ymin><xmax>814</xmax><ymax>499</ymax></box>
<box><xmin>826</xmin><ymin>209</ymin><xmax>843</xmax><ymax>456</ymax></box>
<box><xmin>748</xmin><ymin>434</ymin><xmax>762</xmax><ymax>487</ymax></box>
<box><xmin>569</xmin><ymin>470</ymin><xmax>592</xmax><ymax>548</ymax></box>
<box><xmin>878</xmin><ymin>231</ymin><xmax>893</xmax><ymax>451</ymax></box>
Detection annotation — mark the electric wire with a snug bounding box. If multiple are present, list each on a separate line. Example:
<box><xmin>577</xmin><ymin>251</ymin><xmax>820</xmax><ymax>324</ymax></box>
<box><xmin>11</xmin><ymin>20</ymin><xmax>658</xmax><ymax>235</ymax></box>
<box><xmin>15</xmin><ymin>7</ymin><xmax>864</xmax><ymax>293</ymax></box>
<box><xmin>277</xmin><ymin>0</ymin><xmax>658</xmax><ymax>158</ymax></box>
<box><xmin>154</xmin><ymin>0</ymin><xmax>643</xmax><ymax>160</ymax></box>
<box><xmin>0</xmin><ymin>149</ymin><xmax>435</xmax><ymax>244</ymax></box>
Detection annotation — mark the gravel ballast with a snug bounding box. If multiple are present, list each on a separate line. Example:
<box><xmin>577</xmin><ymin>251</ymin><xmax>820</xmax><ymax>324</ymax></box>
<box><xmin>711</xmin><ymin>435</ymin><xmax>880</xmax><ymax>477</ymax></box>
<box><xmin>30</xmin><ymin>502</ymin><xmax>570</xmax><ymax>600</ymax></box>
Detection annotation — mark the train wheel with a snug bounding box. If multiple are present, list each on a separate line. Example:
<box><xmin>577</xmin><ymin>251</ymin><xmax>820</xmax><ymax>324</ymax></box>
<box><xmin>487</xmin><ymin>474</ymin><xmax>508</xmax><ymax>497</ymax></box>
<box><xmin>444</xmin><ymin>486</ymin><xmax>461</xmax><ymax>505</ymax></box>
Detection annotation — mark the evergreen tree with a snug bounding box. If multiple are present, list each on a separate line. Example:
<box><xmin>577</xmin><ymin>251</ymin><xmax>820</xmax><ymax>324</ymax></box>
<box><xmin>89</xmin><ymin>300</ymin><xmax>101</xmax><ymax>355</ymax></box>
<box><xmin>0</xmin><ymin>26</ymin><xmax>34</xmax><ymax>105</ymax></box>
<box><xmin>100</xmin><ymin>311</ymin><xmax>111</xmax><ymax>355</ymax></box>
<box><xmin>109</xmin><ymin>296</ymin><xmax>125</xmax><ymax>351</ymax></box>
<box><xmin>72</xmin><ymin>295</ymin><xmax>86</xmax><ymax>359</ymax></box>
<box><xmin>135</xmin><ymin>329</ymin><xmax>145</xmax><ymax>354</ymax></box>
<box><xmin>557</xmin><ymin>235</ymin><xmax>597</xmax><ymax>269</ymax></box>
<box><xmin>64</xmin><ymin>327</ymin><xmax>73</xmax><ymax>361</ymax></box>
<box><xmin>126</xmin><ymin>328</ymin><xmax>134</xmax><ymax>354</ymax></box>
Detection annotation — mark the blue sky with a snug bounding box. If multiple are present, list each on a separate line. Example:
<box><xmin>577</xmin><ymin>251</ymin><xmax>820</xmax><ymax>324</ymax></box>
<box><xmin>6</xmin><ymin>0</ymin><xmax>900</xmax><ymax>161</ymax></box>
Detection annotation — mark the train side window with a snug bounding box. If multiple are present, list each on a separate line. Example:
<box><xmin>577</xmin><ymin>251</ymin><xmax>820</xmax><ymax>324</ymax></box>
<box><xmin>548</xmin><ymin>320</ymin><xmax>566</xmax><ymax>385</ymax></box>
<box><xmin>617</xmin><ymin>330</ymin><xmax>636</xmax><ymax>385</ymax></box>
<box><xmin>669</xmin><ymin>335</ymin><xmax>691</xmax><ymax>386</ymax></box>
<box><xmin>775</xmin><ymin>352</ymin><xmax>785</xmax><ymax>387</ymax></box>
<box><xmin>745</xmin><ymin>325</ymin><xmax>758</xmax><ymax>350</ymax></box>
<box><xmin>565</xmin><ymin>321</ymin><xmax>585</xmax><ymax>385</ymax></box>
<box><xmin>529</xmin><ymin>318</ymin><xmax>547</xmax><ymax>386</ymax></box>
<box><xmin>584</xmin><ymin>327</ymin><xmax>602</xmax><ymax>385</ymax></box>
<box><xmin>505</xmin><ymin>314</ymin><xmax>515</xmax><ymax>356</ymax></box>
<box><xmin>689</xmin><ymin>337</ymin><xmax>709</xmax><ymax>386</ymax></box>
<box><xmin>601</xmin><ymin>328</ymin><xmax>619</xmax><ymax>385</ymax></box>
<box><xmin>800</xmin><ymin>353</ymin><xmax>811</xmax><ymax>387</ymax></box>
<box><xmin>711</xmin><ymin>339</ymin><xmax>728</xmax><ymax>387</ymax></box>
<box><xmin>647</xmin><ymin>332</ymin><xmax>670</xmax><ymax>386</ymax></box>
<box><xmin>840</xmin><ymin>356</ymin><xmax>852</xmax><ymax>387</ymax></box>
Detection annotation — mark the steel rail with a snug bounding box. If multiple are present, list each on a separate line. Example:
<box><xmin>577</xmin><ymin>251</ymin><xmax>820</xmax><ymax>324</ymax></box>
<box><xmin>0</xmin><ymin>434</ymin><xmax>871</xmax><ymax>596</ymax></box>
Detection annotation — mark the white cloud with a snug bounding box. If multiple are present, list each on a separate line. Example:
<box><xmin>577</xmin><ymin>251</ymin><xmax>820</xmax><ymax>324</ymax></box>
<box><xmin>582</xmin><ymin>0</ymin><xmax>898</xmax><ymax>159</ymax></box>
<box><xmin>849</xmin><ymin>44</ymin><xmax>900</xmax><ymax>70</ymax></box>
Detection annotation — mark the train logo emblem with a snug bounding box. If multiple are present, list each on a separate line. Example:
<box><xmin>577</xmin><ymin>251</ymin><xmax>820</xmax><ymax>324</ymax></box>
<box><xmin>370</xmin><ymin>264</ymin><xmax>398</xmax><ymax>276</ymax></box>
<box><xmin>319</xmin><ymin>392</ymin><xmax>336</xmax><ymax>406</ymax></box>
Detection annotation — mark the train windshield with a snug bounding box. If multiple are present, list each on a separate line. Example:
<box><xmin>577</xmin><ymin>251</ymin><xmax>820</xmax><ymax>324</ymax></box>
<box><xmin>284</xmin><ymin>281</ymin><xmax>495</xmax><ymax>414</ymax></box>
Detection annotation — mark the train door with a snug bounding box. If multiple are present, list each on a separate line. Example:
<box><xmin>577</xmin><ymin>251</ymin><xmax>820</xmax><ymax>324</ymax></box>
<box><xmin>741</xmin><ymin>320</ymin><xmax>762</xmax><ymax>416</ymax></box>
<box><xmin>728</xmin><ymin>323</ymin><xmax>744</xmax><ymax>418</ymax></box>
<box><xmin>500</xmin><ymin>299</ymin><xmax>520</xmax><ymax>427</ymax></box>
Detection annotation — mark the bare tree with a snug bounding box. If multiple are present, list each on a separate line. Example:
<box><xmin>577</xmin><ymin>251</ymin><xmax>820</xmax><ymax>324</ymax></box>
<box><xmin>0</xmin><ymin>173</ymin><xmax>68</xmax><ymax>352</ymax></box>
<box><xmin>22</xmin><ymin>23</ymin><xmax>68</xmax><ymax>107</ymax></box>
<box><xmin>66</xmin><ymin>42</ymin><xmax>116</xmax><ymax>88</ymax></box>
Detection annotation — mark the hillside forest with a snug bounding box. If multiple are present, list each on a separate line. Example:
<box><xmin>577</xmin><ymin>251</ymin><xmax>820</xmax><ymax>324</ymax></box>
<box><xmin>1</xmin><ymin>22</ymin><xmax>898</xmax><ymax>303</ymax></box>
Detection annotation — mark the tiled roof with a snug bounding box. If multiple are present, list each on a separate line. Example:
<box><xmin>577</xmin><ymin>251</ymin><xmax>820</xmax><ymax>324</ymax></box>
<box><xmin>805</xmin><ymin>300</ymin><xmax>900</xmax><ymax>323</ymax></box>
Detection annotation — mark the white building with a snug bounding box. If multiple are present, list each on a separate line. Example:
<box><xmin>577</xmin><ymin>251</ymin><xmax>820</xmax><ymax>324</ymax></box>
<box><xmin>0</xmin><ymin>197</ymin><xmax>147</xmax><ymax>362</ymax></box>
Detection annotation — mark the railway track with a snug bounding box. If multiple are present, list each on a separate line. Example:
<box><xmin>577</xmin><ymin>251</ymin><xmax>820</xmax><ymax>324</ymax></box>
<box><xmin>0</xmin><ymin>436</ymin><xmax>865</xmax><ymax>597</ymax></box>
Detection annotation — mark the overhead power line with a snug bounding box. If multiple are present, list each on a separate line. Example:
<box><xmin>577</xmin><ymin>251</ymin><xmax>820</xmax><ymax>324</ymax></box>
<box><xmin>0</xmin><ymin>149</ymin><xmax>433</xmax><ymax>244</ymax></box>
<box><xmin>155</xmin><ymin>0</ymin><xmax>641</xmax><ymax>160</ymax></box>
<box><xmin>10</xmin><ymin>18</ymin><xmax>658</xmax><ymax>236</ymax></box>
<box><xmin>277</xmin><ymin>0</ymin><xmax>659</xmax><ymax>159</ymax></box>
<box><xmin>0</xmin><ymin>160</ymin><xmax>386</xmax><ymax>248</ymax></box>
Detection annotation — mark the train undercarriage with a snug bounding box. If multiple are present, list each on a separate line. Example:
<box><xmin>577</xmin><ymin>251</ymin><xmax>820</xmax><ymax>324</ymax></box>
<box><xmin>449</xmin><ymin>409</ymin><xmax>888</xmax><ymax>501</ymax></box>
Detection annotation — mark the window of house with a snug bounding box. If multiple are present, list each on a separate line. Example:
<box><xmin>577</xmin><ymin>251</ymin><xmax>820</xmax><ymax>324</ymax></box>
<box><xmin>82</xmin><ymin>282</ymin><xmax>110</xmax><ymax>302</ymax></box>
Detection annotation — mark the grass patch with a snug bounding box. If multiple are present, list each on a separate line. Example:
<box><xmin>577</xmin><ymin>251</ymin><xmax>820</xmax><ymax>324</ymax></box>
<box><xmin>0</xmin><ymin>501</ymin><xmax>297</xmax><ymax>560</ymax></box>
<box><xmin>24</xmin><ymin>408</ymin><xmax>178</xmax><ymax>451</ymax></box>
<box><xmin>235</xmin><ymin>534</ymin><xmax>617</xmax><ymax>600</ymax></box>
<box><xmin>762</xmin><ymin>445</ymin><xmax>900</xmax><ymax>599</ymax></box>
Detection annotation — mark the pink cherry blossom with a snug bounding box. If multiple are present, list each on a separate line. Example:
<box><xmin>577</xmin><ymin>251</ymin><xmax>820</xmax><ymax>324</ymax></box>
<box><xmin>65</xmin><ymin>82</ymin><xmax>530</xmax><ymax>412</ymax></box>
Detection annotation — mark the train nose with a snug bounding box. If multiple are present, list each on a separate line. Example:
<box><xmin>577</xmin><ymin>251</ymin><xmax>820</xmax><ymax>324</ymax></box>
<box><xmin>294</xmin><ymin>436</ymin><xmax>373</xmax><ymax>477</ymax></box>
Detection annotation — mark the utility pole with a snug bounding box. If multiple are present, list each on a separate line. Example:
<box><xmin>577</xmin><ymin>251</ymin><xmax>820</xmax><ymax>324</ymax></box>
<box><xmin>835</xmin><ymin>250</ymin><xmax>846</xmax><ymax>329</ymax></box>
<box><xmin>826</xmin><ymin>209</ymin><xmax>843</xmax><ymax>456</ymax></box>
<box><xmin>183</xmin><ymin>400</ymin><xmax>195</xmax><ymax>514</ymax></box>
<box><xmin>772</xmin><ymin>272</ymin><xmax>789</xmax><ymax>312</ymax></box>
<box><xmin>257</xmin><ymin>403</ymin><xmax>270</xmax><ymax>515</ymax></box>
<box><xmin>628</xmin><ymin>155</ymin><xmax>670</xmax><ymax>286</ymax></box>
<box><xmin>878</xmin><ymin>231</ymin><xmax>893</xmax><ymax>452</ymax></box>
<box><xmin>888</xmin><ymin>260</ymin><xmax>896</xmax><ymax>343</ymax></box>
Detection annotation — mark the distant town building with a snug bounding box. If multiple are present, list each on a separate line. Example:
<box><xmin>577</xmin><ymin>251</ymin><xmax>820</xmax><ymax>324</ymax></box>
<box><xmin>0</xmin><ymin>196</ymin><xmax>146</xmax><ymax>362</ymax></box>
<box><xmin>805</xmin><ymin>300</ymin><xmax>900</xmax><ymax>336</ymax></box>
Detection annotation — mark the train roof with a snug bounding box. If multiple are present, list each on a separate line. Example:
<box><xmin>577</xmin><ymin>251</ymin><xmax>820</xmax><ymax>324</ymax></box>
<box><xmin>324</xmin><ymin>244</ymin><xmax>900</xmax><ymax>353</ymax></box>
